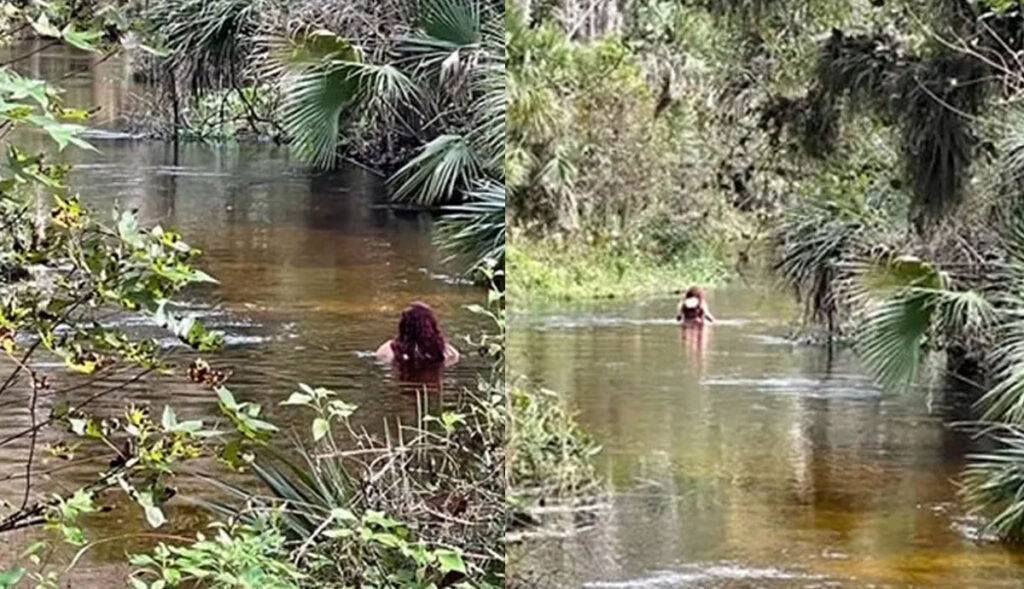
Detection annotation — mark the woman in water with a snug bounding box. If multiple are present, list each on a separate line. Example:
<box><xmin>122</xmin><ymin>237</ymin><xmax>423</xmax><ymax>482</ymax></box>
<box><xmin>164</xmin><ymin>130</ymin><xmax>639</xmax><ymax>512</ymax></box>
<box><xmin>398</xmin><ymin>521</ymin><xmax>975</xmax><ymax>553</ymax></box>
<box><xmin>376</xmin><ymin>302</ymin><xmax>460</xmax><ymax>371</ymax></box>
<box><xmin>676</xmin><ymin>287</ymin><xmax>715</xmax><ymax>326</ymax></box>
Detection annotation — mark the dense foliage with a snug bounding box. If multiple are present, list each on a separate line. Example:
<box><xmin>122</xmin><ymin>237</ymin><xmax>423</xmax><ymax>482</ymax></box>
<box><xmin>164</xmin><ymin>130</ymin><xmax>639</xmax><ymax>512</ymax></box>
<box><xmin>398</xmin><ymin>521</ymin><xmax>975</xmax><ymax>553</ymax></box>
<box><xmin>134</xmin><ymin>0</ymin><xmax>506</xmax><ymax>274</ymax></box>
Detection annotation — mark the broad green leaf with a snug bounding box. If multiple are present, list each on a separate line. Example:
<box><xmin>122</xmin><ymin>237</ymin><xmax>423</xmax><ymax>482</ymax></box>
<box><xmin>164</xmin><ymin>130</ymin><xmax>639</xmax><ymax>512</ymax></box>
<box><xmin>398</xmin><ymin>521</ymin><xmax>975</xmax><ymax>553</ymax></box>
<box><xmin>330</xmin><ymin>507</ymin><xmax>357</xmax><ymax>522</ymax></box>
<box><xmin>216</xmin><ymin>387</ymin><xmax>238</xmax><ymax>410</ymax></box>
<box><xmin>312</xmin><ymin>418</ymin><xmax>329</xmax><ymax>441</ymax></box>
<box><xmin>0</xmin><ymin>568</ymin><xmax>25</xmax><ymax>588</ymax></box>
<box><xmin>435</xmin><ymin>548</ymin><xmax>467</xmax><ymax>574</ymax></box>
<box><xmin>281</xmin><ymin>392</ymin><xmax>312</xmax><ymax>406</ymax></box>
<box><xmin>61</xmin><ymin>25</ymin><xmax>102</xmax><ymax>53</ymax></box>
<box><xmin>143</xmin><ymin>502</ymin><xmax>166</xmax><ymax>528</ymax></box>
<box><xmin>31</xmin><ymin>13</ymin><xmax>60</xmax><ymax>38</ymax></box>
<box><xmin>161</xmin><ymin>405</ymin><xmax>177</xmax><ymax>430</ymax></box>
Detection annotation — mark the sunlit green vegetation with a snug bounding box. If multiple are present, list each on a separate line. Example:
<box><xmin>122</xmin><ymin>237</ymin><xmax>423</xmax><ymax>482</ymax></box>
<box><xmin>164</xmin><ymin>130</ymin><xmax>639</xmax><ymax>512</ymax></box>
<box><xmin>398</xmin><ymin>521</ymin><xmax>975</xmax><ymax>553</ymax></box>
<box><xmin>507</xmin><ymin>4</ymin><xmax>745</xmax><ymax>298</ymax></box>
<box><xmin>509</xmin><ymin>241</ymin><xmax>726</xmax><ymax>301</ymax></box>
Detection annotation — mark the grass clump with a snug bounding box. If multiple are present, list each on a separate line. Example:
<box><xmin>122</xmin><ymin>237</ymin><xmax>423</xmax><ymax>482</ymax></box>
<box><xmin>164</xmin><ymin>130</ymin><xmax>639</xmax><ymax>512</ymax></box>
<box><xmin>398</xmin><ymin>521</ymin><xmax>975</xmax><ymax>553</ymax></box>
<box><xmin>508</xmin><ymin>240</ymin><xmax>728</xmax><ymax>301</ymax></box>
<box><xmin>506</xmin><ymin>386</ymin><xmax>601</xmax><ymax>502</ymax></box>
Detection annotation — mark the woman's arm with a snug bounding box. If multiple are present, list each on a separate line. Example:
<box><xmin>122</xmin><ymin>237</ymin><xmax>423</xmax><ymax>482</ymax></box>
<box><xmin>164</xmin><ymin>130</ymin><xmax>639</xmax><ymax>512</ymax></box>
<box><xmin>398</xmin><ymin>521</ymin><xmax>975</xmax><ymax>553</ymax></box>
<box><xmin>444</xmin><ymin>343</ymin><xmax>461</xmax><ymax>367</ymax></box>
<box><xmin>702</xmin><ymin>301</ymin><xmax>716</xmax><ymax>324</ymax></box>
<box><xmin>375</xmin><ymin>340</ymin><xmax>395</xmax><ymax>362</ymax></box>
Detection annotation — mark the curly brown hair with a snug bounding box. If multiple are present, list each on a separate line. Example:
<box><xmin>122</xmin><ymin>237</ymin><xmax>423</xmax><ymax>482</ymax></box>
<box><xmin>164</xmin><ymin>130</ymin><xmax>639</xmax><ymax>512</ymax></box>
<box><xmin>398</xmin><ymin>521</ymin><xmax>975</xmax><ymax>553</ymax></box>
<box><xmin>391</xmin><ymin>302</ymin><xmax>447</xmax><ymax>366</ymax></box>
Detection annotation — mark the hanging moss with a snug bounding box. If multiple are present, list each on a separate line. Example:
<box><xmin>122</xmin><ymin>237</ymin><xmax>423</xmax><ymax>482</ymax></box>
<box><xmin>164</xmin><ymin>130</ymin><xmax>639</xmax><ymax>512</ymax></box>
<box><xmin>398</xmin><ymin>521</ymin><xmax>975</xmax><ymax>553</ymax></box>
<box><xmin>762</xmin><ymin>23</ymin><xmax>991</xmax><ymax>232</ymax></box>
<box><xmin>897</xmin><ymin>52</ymin><xmax>988</xmax><ymax>227</ymax></box>
<box><xmin>759</xmin><ymin>90</ymin><xmax>840</xmax><ymax>156</ymax></box>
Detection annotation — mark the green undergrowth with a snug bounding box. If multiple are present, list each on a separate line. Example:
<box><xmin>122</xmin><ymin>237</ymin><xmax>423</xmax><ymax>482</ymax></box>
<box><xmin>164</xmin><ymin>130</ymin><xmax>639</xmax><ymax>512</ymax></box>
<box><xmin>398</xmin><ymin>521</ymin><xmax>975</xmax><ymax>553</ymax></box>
<box><xmin>506</xmin><ymin>385</ymin><xmax>601</xmax><ymax>503</ymax></box>
<box><xmin>508</xmin><ymin>240</ymin><xmax>729</xmax><ymax>301</ymax></box>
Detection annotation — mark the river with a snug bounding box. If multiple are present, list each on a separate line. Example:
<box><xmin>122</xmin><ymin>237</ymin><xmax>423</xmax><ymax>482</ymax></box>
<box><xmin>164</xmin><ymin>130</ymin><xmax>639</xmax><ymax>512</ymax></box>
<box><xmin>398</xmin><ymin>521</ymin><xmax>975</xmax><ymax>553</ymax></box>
<box><xmin>0</xmin><ymin>44</ymin><xmax>487</xmax><ymax>580</ymax></box>
<box><xmin>508</xmin><ymin>282</ymin><xmax>1024</xmax><ymax>588</ymax></box>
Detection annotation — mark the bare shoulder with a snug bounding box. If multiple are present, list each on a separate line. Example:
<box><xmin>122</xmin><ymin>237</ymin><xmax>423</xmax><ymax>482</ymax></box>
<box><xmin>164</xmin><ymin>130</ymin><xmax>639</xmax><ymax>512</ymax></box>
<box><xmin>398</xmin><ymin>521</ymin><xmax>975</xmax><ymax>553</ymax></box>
<box><xmin>375</xmin><ymin>340</ymin><xmax>395</xmax><ymax>362</ymax></box>
<box><xmin>444</xmin><ymin>343</ymin><xmax>461</xmax><ymax>367</ymax></box>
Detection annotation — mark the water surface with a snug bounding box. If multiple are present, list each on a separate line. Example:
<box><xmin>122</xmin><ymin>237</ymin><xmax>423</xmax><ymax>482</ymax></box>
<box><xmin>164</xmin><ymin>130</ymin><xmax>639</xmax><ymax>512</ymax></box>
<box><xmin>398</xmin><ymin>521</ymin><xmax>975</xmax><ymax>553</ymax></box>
<box><xmin>508</xmin><ymin>283</ymin><xmax>1024</xmax><ymax>588</ymax></box>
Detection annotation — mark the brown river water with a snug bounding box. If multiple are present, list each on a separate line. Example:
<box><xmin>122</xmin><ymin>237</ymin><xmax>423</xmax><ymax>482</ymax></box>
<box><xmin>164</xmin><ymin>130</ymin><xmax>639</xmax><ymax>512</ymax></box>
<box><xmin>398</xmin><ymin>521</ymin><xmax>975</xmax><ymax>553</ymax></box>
<box><xmin>508</xmin><ymin>284</ymin><xmax>1024</xmax><ymax>588</ymax></box>
<box><xmin>0</xmin><ymin>45</ymin><xmax>488</xmax><ymax>580</ymax></box>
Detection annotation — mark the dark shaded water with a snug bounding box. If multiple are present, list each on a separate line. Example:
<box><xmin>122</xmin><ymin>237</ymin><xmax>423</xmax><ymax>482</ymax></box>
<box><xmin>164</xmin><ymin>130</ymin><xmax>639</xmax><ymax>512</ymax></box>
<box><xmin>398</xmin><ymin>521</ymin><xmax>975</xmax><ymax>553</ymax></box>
<box><xmin>508</xmin><ymin>284</ymin><xmax>1024</xmax><ymax>588</ymax></box>
<box><xmin>0</xmin><ymin>46</ymin><xmax>486</xmax><ymax>580</ymax></box>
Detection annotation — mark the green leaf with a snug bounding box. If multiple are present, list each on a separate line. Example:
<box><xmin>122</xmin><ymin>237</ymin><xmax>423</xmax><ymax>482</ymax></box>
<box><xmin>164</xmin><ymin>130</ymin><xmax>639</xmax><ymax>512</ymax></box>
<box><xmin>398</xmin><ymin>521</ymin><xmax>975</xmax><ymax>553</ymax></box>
<box><xmin>216</xmin><ymin>387</ymin><xmax>237</xmax><ymax>410</ymax></box>
<box><xmin>31</xmin><ymin>13</ymin><xmax>61</xmax><ymax>38</ymax></box>
<box><xmin>25</xmin><ymin>115</ymin><xmax>93</xmax><ymax>151</ymax></box>
<box><xmin>127</xmin><ymin>553</ymin><xmax>157</xmax><ymax>566</ymax></box>
<box><xmin>191</xmin><ymin>269</ymin><xmax>219</xmax><ymax>284</ymax></box>
<box><xmin>363</xmin><ymin>510</ymin><xmax>400</xmax><ymax>528</ymax></box>
<box><xmin>281</xmin><ymin>392</ymin><xmax>312</xmax><ymax>406</ymax></box>
<box><xmin>69</xmin><ymin>418</ymin><xmax>87</xmax><ymax>436</ymax></box>
<box><xmin>161</xmin><ymin>405</ymin><xmax>177</xmax><ymax>430</ymax></box>
<box><xmin>330</xmin><ymin>507</ymin><xmax>357</xmax><ymax>522</ymax></box>
<box><xmin>61</xmin><ymin>25</ymin><xmax>102</xmax><ymax>53</ymax></box>
<box><xmin>172</xmin><ymin>419</ymin><xmax>203</xmax><ymax>433</ymax></box>
<box><xmin>435</xmin><ymin>549</ymin><xmax>466</xmax><ymax>574</ymax></box>
<box><xmin>390</xmin><ymin>134</ymin><xmax>481</xmax><ymax>205</ymax></box>
<box><xmin>370</xmin><ymin>532</ymin><xmax>402</xmax><ymax>548</ymax></box>
<box><xmin>143</xmin><ymin>502</ymin><xmax>166</xmax><ymax>528</ymax></box>
<box><xmin>312</xmin><ymin>418</ymin><xmax>329</xmax><ymax>442</ymax></box>
<box><xmin>0</xmin><ymin>568</ymin><xmax>25</xmax><ymax>588</ymax></box>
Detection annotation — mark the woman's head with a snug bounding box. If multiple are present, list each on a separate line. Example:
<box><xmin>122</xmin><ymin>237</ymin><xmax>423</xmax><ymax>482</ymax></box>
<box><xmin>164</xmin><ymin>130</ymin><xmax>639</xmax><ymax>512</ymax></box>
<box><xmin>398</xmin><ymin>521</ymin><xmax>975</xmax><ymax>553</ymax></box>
<box><xmin>684</xmin><ymin>286</ymin><xmax>703</xmax><ymax>300</ymax></box>
<box><xmin>391</xmin><ymin>302</ymin><xmax>446</xmax><ymax>365</ymax></box>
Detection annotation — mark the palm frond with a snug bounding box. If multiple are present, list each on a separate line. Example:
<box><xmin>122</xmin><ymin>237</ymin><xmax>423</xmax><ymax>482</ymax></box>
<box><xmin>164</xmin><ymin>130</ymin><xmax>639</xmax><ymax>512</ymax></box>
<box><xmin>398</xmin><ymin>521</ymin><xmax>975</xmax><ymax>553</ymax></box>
<box><xmin>280</xmin><ymin>64</ymin><xmax>362</xmax><ymax>169</ymax></box>
<box><xmin>997</xmin><ymin>107</ymin><xmax>1024</xmax><ymax>190</ymax></box>
<box><xmin>962</xmin><ymin>426</ymin><xmax>1024</xmax><ymax>541</ymax></box>
<box><xmin>978</xmin><ymin>311</ymin><xmax>1024</xmax><ymax>422</ymax></box>
<box><xmin>506</xmin><ymin>142</ymin><xmax>537</xmax><ymax>189</ymax></box>
<box><xmin>537</xmin><ymin>147</ymin><xmax>578</xmax><ymax>196</ymax></box>
<box><xmin>196</xmin><ymin>444</ymin><xmax>356</xmax><ymax>542</ymax></box>
<box><xmin>352</xmin><ymin>62</ymin><xmax>419</xmax><ymax>118</ymax></box>
<box><xmin>846</xmin><ymin>254</ymin><xmax>993</xmax><ymax>391</ymax></box>
<box><xmin>437</xmin><ymin>180</ymin><xmax>505</xmax><ymax>271</ymax></box>
<box><xmin>933</xmin><ymin>289</ymin><xmax>996</xmax><ymax>337</ymax></box>
<box><xmin>854</xmin><ymin>291</ymin><xmax>933</xmax><ymax>390</ymax></box>
<box><xmin>399</xmin><ymin>0</ymin><xmax>482</xmax><ymax>84</ymax></box>
<box><xmin>260</xmin><ymin>29</ymin><xmax>362</xmax><ymax>80</ymax></box>
<box><xmin>468</xmin><ymin>62</ymin><xmax>505</xmax><ymax>175</ymax></box>
<box><xmin>506</xmin><ymin>70</ymin><xmax>564</xmax><ymax>142</ymax></box>
<box><xmin>391</xmin><ymin>134</ymin><xmax>483</xmax><ymax>205</ymax></box>
<box><xmin>975</xmin><ymin>217</ymin><xmax>1024</xmax><ymax>422</ymax></box>
<box><xmin>774</xmin><ymin>196</ymin><xmax>877</xmax><ymax>324</ymax></box>
<box><xmin>846</xmin><ymin>255</ymin><xmax>946</xmax><ymax>300</ymax></box>
<box><xmin>148</xmin><ymin>0</ymin><xmax>257</xmax><ymax>77</ymax></box>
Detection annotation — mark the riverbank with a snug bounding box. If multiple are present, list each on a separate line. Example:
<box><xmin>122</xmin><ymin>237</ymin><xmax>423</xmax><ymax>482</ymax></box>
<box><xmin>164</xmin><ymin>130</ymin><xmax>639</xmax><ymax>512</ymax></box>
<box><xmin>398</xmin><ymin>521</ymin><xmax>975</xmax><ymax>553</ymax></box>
<box><xmin>508</xmin><ymin>240</ymin><xmax>730</xmax><ymax>301</ymax></box>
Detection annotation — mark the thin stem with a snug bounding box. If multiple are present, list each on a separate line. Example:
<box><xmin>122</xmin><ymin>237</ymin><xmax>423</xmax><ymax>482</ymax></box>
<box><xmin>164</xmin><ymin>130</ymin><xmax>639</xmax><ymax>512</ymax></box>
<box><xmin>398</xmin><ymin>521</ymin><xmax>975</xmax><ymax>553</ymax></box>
<box><xmin>0</xmin><ymin>367</ymin><xmax>154</xmax><ymax>448</ymax></box>
<box><xmin>0</xmin><ymin>40</ymin><xmax>60</xmax><ymax>68</ymax></box>
<box><xmin>19</xmin><ymin>380</ymin><xmax>39</xmax><ymax>513</ymax></box>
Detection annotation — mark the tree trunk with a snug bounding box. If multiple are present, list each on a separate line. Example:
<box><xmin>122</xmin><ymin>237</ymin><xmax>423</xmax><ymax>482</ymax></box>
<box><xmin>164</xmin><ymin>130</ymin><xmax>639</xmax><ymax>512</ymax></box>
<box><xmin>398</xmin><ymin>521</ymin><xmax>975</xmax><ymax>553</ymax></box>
<box><xmin>563</xmin><ymin>0</ymin><xmax>623</xmax><ymax>40</ymax></box>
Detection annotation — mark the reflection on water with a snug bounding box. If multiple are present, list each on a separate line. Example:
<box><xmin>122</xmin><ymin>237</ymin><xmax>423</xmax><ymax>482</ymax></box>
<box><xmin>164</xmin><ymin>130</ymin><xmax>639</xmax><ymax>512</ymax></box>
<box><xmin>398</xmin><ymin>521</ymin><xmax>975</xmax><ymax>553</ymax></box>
<box><xmin>508</xmin><ymin>283</ymin><xmax>1024</xmax><ymax>588</ymax></box>
<box><xmin>0</xmin><ymin>46</ymin><xmax>485</xmax><ymax>581</ymax></box>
